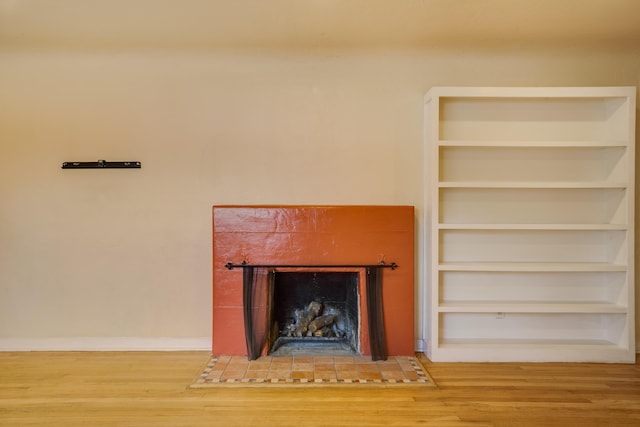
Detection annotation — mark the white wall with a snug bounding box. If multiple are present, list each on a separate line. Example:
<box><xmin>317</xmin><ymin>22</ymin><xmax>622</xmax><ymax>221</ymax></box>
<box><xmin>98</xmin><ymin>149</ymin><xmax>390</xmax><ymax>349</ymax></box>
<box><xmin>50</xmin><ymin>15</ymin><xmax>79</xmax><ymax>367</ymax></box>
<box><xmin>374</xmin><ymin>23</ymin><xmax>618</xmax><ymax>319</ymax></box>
<box><xmin>1</xmin><ymin>45</ymin><xmax>639</xmax><ymax>350</ymax></box>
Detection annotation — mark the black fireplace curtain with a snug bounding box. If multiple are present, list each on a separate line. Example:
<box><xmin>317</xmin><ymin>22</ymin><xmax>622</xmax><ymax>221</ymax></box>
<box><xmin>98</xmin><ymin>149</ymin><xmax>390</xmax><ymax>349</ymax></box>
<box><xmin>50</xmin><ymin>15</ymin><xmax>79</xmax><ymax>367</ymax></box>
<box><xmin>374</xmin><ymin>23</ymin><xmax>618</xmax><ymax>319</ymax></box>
<box><xmin>243</xmin><ymin>267</ymin><xmax>274</xmax><ymax>360</ymax></box>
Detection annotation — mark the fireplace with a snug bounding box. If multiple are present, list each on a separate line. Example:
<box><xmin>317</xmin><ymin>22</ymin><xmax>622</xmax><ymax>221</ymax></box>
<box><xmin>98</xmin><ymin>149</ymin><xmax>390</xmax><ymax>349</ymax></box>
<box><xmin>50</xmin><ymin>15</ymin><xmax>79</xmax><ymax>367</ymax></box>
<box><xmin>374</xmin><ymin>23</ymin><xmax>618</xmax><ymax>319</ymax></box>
<box><xmin>212</xmin><ymin>206</ymin><xmax>415</xmax><ymax>359</ymax></box>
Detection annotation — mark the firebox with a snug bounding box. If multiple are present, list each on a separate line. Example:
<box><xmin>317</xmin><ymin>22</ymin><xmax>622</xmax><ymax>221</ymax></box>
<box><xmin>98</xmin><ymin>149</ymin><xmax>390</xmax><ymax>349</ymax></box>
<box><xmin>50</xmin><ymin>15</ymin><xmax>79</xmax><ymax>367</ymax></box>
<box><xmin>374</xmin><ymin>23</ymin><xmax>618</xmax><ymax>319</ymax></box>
<box><xmin>270</xmin><ymin>271</ymin><xmax>360</xmax><ymax>356</ymax></box>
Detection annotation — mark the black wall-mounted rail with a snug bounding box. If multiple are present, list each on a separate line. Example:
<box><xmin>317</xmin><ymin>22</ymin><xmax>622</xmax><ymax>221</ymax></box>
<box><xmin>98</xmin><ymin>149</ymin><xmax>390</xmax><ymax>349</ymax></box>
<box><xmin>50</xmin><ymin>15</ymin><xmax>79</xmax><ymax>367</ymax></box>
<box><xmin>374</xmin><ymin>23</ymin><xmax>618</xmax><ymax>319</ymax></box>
<box><xmin>225</xmin><ymin>261</ymin><xmax>397</xmax><ymax>270</ymax></box>
<box><xmin>61</xmin><ymin>160</ymin><xmax>141</xmax><ymax>169</ymax></box>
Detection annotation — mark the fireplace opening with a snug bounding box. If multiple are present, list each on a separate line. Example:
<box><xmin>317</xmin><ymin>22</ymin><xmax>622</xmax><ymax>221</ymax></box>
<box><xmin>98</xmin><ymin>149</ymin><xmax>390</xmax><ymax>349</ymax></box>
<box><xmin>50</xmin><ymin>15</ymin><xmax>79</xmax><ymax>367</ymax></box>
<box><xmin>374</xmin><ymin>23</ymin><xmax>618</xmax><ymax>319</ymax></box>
<box><xmin>232</xmin><ymin>261</ymin><xmax>391</xmax><ymax>360</ymax></box>
<box><xmin>269</xmin><ymin>272</ymin><xmax>359</xmax><ymax>356</ymax></box>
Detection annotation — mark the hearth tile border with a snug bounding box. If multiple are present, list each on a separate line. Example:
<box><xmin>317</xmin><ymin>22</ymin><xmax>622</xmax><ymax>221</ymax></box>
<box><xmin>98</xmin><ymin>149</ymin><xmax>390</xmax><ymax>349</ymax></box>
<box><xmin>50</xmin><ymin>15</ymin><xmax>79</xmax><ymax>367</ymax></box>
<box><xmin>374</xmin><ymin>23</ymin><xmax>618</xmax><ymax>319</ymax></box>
<box><xmin>190</xmin><ymin>354</ymin><xmax>435</xmax><ymax>388</ymax></box>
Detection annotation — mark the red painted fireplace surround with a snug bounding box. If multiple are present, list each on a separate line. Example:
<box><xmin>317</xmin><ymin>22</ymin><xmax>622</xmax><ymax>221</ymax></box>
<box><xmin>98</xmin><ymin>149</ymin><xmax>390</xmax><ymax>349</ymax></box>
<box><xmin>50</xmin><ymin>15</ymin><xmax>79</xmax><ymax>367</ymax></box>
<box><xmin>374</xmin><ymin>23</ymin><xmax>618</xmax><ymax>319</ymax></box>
<box><xmin>212</xmin><ymin>205</ymin><xmax>415</xmax><ymax>356</ymax></box>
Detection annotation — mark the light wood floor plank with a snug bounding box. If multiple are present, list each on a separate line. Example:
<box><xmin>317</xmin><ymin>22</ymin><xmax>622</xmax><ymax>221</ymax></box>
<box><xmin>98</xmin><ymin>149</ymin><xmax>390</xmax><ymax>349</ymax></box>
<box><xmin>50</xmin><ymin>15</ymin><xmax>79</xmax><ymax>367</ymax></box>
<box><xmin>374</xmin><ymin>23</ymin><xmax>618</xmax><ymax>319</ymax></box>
<box><xmin>0</xmin><ymin>351</ymin><xmax>638</xmax><ymax>426</ymax></box>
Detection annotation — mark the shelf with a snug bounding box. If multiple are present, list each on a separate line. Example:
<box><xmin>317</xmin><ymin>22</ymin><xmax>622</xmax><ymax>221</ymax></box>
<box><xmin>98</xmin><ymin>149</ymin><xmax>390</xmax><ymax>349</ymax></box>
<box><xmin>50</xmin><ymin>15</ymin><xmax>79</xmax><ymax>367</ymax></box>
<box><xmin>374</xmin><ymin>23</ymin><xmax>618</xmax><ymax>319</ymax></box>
<box><xmin>439</xmin><ymin>338</ymin><xmax>620</xmax><ymax>348</ymax></box>
<box><xmin>440</xmin><ymin>229</ymin><xmax>627</xmax><ymax>265</ymax></box>
<box><xmin>437</xmin><ymin>302</ymin><xmax>627</xmax><ymax>314</ymax></box>
<box><xmin>439</xmin><ymin>187</ymin><xmax>628</xmax><ymax>225</ymax></box>
<box><xmin>438</xmin><ymin>262</ymin><xmax>628</xmax><ymax>272</ymax></box>
<box><xmin>431</xmin><ymin>340</ymin><xmax>635</xmax><ymax>363</ymax></box>
<box><xmin>438</xmin><ymin>140</ymin><xmax>629</xmax><ymax>147</ymax></box>
<box><xmin>439</xmin><ymin>181</ymin><xmax>627</xmax><ymax>189</ymax></box>
<box><xmin>428</xmin><ymin>86</ymin><xmax>635</xmax><ymax>98</ymax></box>
<box><xmin>436</xmin><ymin>91</ymin><xmax>633</xmax><ymax>142</ymax></box>
<box><xmin>438</xmin><ymin>223</ymin><xmax>628</xmax><ymax>230</ymax></box>
<box><xmin>426</xmin><ymin>86</ymin><xmax>636</xmax><ymax>363</ymax></box>
<box><xmin>438</xmin><ymin>145</ymin><xmax>628</xmax><ymax>184</ymax></box>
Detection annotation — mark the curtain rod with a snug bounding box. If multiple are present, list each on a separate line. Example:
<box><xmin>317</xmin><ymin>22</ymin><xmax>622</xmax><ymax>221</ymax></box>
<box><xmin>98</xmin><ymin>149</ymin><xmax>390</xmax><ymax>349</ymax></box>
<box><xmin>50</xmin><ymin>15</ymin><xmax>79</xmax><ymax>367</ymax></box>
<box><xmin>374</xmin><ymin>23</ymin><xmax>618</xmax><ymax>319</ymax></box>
<box><xmin>225</xmin><ymin>261</ymin><xmax>397</xmax><ymax>270</ymax></box>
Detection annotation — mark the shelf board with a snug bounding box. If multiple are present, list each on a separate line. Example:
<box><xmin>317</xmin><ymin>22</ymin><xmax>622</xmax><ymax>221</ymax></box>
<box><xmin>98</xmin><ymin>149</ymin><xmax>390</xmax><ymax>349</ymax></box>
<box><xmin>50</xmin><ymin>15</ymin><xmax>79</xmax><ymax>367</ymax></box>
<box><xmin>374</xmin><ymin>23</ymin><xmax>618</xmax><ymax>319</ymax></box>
<box><xmin>437</xmin><ymin>338</ymin><xmax>621</xmax><ymax>349</ymax></box>
<box><xmin>437</xmin><ymin>302</ymin><xmax>627</xmax><ymax>314</ymax></box>
<box><xmin>428</xmin><ymin>86</ymin><xmax>636</xmax><ymax>98</ymax></box>
<box><xmin>438</xmin><ymin>262</ymin><xmax>628</xmax><ymax>272</ymax></box>
<box><xmin>438</xmin><ymin>223</ymin><xmax>628</xmax><ymax>230</ymax></box>
<box><xmin>429</xmin><ymin>340</ymin><xmax>636</xmax><ymax>363</ymax></box>
<box><xmin>438</xmin><ymin>140</ymin><xmax>629</xmax><ymax>148</ymax></box>
<box><xmin>439</xmin><ymin>181</ymin><xmax>627</xmax><ymax>189</ymax></box>
<box><xmin>440</xmin><ymin>338</ymin><xmax>619</xmax><ymax>348</ymax></box>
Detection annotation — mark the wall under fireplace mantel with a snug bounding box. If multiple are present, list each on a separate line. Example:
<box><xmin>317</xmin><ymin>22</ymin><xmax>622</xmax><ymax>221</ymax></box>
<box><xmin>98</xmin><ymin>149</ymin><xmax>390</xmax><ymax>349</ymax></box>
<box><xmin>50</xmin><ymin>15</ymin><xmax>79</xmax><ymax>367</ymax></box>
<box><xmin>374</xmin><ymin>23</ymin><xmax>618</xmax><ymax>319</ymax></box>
<box><xmin>212</xmin><ymin>205</ymin><xmax>415</xmax><ymax>356</ymax></box>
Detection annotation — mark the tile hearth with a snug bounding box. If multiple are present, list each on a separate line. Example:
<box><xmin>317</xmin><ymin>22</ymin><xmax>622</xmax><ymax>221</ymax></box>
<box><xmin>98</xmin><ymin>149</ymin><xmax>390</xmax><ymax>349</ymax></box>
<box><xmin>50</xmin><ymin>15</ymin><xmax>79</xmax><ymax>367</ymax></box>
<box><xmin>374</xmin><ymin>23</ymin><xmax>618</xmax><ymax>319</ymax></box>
<box><xmin>192</xmin><ymin>355</ymin><xmax>432</xmax><ymax>386</ymax></box>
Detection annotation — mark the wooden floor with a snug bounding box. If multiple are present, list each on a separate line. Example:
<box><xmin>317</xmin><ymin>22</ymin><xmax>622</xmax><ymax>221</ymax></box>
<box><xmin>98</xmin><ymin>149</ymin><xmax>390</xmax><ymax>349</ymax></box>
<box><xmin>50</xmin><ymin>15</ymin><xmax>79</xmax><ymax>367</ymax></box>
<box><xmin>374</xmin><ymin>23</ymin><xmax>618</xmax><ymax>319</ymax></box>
<box><xmin>1</xmin><ymin>351</ymin><xmax>639</xmax><ymax>426</ymax></box>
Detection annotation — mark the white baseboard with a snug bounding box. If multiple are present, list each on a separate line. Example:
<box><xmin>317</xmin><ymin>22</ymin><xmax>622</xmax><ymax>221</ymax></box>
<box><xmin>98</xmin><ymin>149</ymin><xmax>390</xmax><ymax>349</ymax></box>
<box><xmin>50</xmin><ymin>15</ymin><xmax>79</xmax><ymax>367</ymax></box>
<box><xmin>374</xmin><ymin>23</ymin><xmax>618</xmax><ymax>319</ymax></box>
<box><xmin>1</xmin><ymin>337</ymin><xmax>636</xmax><ymax>355</ymax></box>
<box><xmin>0</xmin><ymin>337</ymin><xmax>211</xmax><ymax>352</ymax></box>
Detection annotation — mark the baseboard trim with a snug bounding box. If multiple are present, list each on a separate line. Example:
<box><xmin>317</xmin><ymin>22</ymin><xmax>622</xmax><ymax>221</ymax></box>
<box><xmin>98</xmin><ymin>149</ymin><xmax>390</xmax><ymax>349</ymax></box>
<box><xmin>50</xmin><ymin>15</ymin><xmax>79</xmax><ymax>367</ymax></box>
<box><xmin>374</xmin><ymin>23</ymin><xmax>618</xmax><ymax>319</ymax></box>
<box><xmin>1</xmin><ymin>337</ymin><xmax>636</xmax><ymax>355</ymax></box>
<box><xmin>0</xmin><ymin>337</ymin><xmax>211</xmax><ymax>352</ymax></box>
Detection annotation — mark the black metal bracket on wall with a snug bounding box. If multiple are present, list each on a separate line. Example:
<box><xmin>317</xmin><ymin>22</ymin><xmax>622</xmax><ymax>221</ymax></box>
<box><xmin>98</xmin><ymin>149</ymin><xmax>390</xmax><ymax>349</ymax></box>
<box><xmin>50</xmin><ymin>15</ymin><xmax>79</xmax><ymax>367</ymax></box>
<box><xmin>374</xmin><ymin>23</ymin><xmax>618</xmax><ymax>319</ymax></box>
<box><xmin>61</xmin><ymin>160</ymin><xmax>141</xmax><ymax>169</ymax></box>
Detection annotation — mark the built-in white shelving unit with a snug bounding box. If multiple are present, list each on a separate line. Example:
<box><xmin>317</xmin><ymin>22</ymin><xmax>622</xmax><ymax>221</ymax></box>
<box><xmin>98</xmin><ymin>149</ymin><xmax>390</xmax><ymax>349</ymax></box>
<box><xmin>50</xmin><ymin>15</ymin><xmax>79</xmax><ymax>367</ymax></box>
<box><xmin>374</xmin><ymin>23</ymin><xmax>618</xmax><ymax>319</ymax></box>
<box><xmin>425</xmin><ymin>87</ymin><xmax>636</xmax><ymax>362</ymax></box>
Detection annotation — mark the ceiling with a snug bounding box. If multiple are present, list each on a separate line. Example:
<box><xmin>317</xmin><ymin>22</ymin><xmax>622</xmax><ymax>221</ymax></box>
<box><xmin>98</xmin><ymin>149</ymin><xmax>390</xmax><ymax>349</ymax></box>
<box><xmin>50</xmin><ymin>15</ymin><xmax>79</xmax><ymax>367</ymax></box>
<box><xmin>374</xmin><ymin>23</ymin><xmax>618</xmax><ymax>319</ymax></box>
<box><xmin>1</xmin><ymin>0</ymin><xmax>640</xmax><ymax>51</ymax></box>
